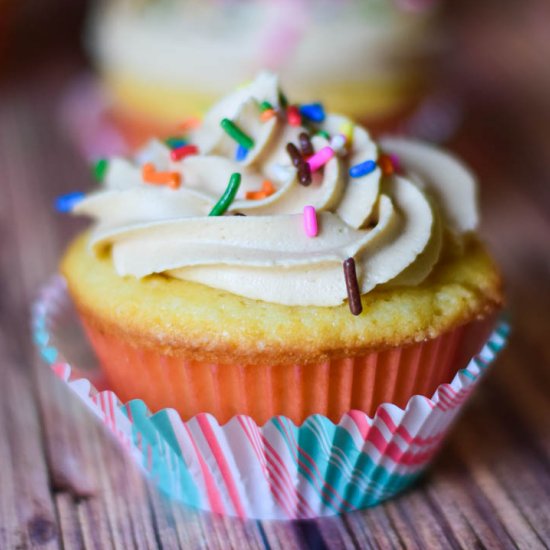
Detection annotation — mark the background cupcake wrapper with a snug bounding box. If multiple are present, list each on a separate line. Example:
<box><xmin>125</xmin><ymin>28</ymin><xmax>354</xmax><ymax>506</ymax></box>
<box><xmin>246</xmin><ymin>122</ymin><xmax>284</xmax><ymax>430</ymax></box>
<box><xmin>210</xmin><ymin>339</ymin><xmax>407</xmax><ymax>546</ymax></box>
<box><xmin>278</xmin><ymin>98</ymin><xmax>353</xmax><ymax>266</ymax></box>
<box><xmin>32</xmin><ymin>275</ymin><xmax>509</xmax><ymax>520</ymax></box>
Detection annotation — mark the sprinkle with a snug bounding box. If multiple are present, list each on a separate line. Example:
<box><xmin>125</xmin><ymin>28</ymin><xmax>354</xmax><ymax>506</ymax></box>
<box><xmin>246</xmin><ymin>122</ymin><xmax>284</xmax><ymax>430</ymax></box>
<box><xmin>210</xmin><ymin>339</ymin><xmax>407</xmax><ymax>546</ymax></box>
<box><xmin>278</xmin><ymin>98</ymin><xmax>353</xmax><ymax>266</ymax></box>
<box><xmin>378</xmin><ymin>153</ymin><xmax>395</xmax><ymax>176</ymax></box>
<box><xmin>233</xmin><ymin>212</ymin><xmax>246</xmax><ymax>216</ymax></box>
<box><xmin>246</xmin><ymin>180</ymin><xmax>276</xmax><ymax>200</ymax></box>
<box><xmin>220</xmin><ymin>118</ymin><xmax>254</xmax><ymax>150</ymax></box>
<box><xmin>245</xmin><ymin>191</ymin><xmax>263</xmax><ymax>200</ymax></box>
<box><xmin>262</xmin><ymin>180</ymin><xmax>275</xmax><ymax>195</ymax></box>
<box><xmin>178</xmin><ymin>116</ymin><xmax>201</xmax><ymax>132</ymax></box>
<box><xmin>170</xmin><ymin>144</ymin><xmax>199</xmax><ymax>162</ymax></box>
<box><xmin>316</xmin><ymin>130</ymin><xmax>330</xmax><ymax>140</ymax></box>
<box><xmin>93</xmin><ymin>158</ymin><xmax>108</xmax><ymax>182</ymax></box>
<box><xmin>339</xmin><ymin>121</ymin><xmax>354</xmax><ymax>146</ymax></box>
<box><xmin>299</xmin><ymin>132</ymin><xmax>314</xmax><ymax>157</ymax></box>
<box><xmin>287</xmin><ymin>105</ymin><xmax>302</xmax><ymax>127</ymax></box>
<box><xmin>165</xmin><ymin>136</ymin><xmax>187</xmax><ymax>149</ymax></box>
<box><xmin>235</xmin><ymin>144</ymin><xmax>248</xmax><ymax>162</ymax></box>
<box><xmin>349</xmin><ymin>160</ymin><xmax>377</xmax><ymax>178</ymax></box>
<box><xmin>142</xmin><ymin>162</ymin><xmax>181</xmax><ymax>189</ymax></box>
<box><xmin>209</xmin><ymin>173</ymin><xmax>241</xmax><ymax>216</ymax></box>
<box><xmin>307</xmin><ymin>146</ymin><xmax>335</xmax><ymax>172</ymax></box>
<box><xmin>278</xmin><ymin>90</ymin><xmax>289</xmax><ymax>108</ymax></box>
<box><xmin>286</xmin><ymin>143</ymin><xmax>303</xmax><ymax>167</ymax></box>
<box><xmin>260</xmin><ymin>101</ymin><xmax>273</xmax><ymax>112</ymax></box>
<box><xmin>260</xmin><ymin>109</ymin><xmax>276</xmax><ymax>122</ymax></box>
<box><xmin>297</xmin><ymin>160</ymin><xmax>312</xmax><ymax>186</ymax></box>
<box><xmin>55</xmin><ymin>191</ymin><xmax>85</xmax><ymax>213</ymax></box>
<box><xmin>389</xmin><ymin>153</ymin><xmax>402</xmax><ymax>173</ymax></box>
<box><xmin>303</xmin><ymin>205</ymin><xmax>318</xmax><ymax>238</ymax></box>
<box><xmin>330</xmin><ymin>134</ymin><xmax>347</xmax><ymax>153</ymax></box>
<box><xmin>300</xmin><ymin>103</ymin><xmax>326</xmax><ymax>123</ymax></box>
<box><xmin>343</xmin><ymin>258</ymin><xmax>363</xmax><ymax>316</ymax></box>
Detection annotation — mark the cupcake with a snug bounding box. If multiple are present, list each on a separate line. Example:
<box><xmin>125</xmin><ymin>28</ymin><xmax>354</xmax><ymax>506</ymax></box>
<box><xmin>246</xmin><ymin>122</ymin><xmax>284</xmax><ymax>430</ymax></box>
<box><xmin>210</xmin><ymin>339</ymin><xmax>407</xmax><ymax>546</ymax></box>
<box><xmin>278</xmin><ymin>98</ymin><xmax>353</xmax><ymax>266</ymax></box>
<box><xmin>87</xmin><ymin>0</ymin><xmax>442</xmax><ymax>148</ymax></box>
<box><xmin>60</xmin><ymin>72</ymin><xmax>503</xmax><ymax>427</ymax></box>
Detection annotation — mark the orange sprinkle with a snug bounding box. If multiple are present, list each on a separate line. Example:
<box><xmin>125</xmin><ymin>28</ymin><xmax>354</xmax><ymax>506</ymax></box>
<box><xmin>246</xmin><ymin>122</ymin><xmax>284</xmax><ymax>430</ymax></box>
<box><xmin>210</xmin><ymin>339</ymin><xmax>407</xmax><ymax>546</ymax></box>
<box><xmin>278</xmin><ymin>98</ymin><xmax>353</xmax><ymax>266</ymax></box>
<box><xmin>177</xmin><ymin>116</ymin><xmax>202</xmax><ymax>132</ymax></box>
<box><xmin>246</xmin><ymin>191</ymin><xmax>266</xmax><ymax>200</ymax></box>
<box><xmin>142</xmin><ymin>163</ymin><xmax>182</xmax><ymax>189</ymax></box>
<box><xmin>260</xmin><ymin>109</ymin><xmax>276</xmax><ymax>122</ymax></box>
<box><xmin>245</xmin><ymin>180</ymin><xmax>276</xmax><ymax>201</ymax></box>
<box><xmin>262</xmin><ymin>180</ymin><xmax>275</xmax><ymax>195</ymax></box>
<box><xmin>378</xmin><ymin>154</ymin><xmax>394</xmax><ymax>176</ymax></box>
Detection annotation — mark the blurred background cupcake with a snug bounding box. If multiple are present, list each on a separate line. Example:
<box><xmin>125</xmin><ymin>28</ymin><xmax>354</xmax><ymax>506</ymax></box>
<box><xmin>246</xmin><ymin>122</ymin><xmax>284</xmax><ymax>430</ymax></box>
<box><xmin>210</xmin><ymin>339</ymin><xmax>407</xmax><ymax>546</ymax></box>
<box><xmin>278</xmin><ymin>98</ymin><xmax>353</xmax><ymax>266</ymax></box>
<box><xmin>84</xmin><ymin>0</ymin><xmax>443</xmax><ymax>149</ymax></box>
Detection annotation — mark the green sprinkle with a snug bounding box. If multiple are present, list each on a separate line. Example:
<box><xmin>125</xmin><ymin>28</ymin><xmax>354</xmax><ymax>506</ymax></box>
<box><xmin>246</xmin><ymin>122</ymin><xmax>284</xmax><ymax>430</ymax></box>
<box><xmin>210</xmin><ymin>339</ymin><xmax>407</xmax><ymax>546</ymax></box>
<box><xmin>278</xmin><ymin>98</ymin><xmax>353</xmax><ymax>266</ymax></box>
<box><xmin>93</xmin><ymin>158</ymin><xmax>109</xmax><ymax>182</ymax></box>
<box><xmin>209</xmin><ymin>173</ymin><xmax>242</xmax><ymax>216</ymax></box>
<box><xmin>316</xmin><ymin>130</ymin><xmax>330</xmax><ymax>140</ymax></box>
<box><xmin>165</xmin><ymin>136</ymin><xmax>187</xmax><ymax>149</ymax></box>
<box><xmin>278</xmin><ymin>90</ymin><xmax>288</xmax><ymax>108</ymax></box>
<box><xmin>220</xmin><ymin>119</ymin><xmax>254</xmax><ymax>150</ymax></box>
<box><xmin>260</xmin><ymin>101</ymin><xmax>273</xmax><ymax>112</ymax></box>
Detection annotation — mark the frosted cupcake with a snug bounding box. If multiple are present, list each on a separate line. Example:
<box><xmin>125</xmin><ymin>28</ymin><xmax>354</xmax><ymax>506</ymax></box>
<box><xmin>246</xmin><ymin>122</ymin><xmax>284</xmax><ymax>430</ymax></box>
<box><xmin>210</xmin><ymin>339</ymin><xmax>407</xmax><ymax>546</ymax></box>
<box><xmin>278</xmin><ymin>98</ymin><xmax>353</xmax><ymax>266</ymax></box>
<box><xmin>60</xmin><ymin>72</ymin><xmax>502</xmax><ymax>426</ymax></box>
<box><xmin>87</xmin><ymin>0</ymin><xmax>442</xmax><ymax>147</ymax></box>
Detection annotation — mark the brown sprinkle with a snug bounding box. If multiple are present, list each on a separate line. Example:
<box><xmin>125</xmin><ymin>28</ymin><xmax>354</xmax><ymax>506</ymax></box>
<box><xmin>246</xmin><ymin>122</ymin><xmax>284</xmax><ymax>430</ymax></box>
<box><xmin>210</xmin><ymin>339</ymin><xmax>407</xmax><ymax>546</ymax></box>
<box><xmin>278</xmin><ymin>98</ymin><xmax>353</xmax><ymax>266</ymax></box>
<box><xmin>299</xmin><ymin>132</ymin><xmax>314</xmax><ymax>157</ymax></box>
<box><xmin>297</xmin><ymin>159</ymin><xmax>312</xmax><ymax>186</ymax></box>
<box><xmin>343</xmin><ymin>258</ymin><xmax>363</xmax><ymax>315</ymax></box>
<box><xmin>286</xmin><ymin>143</ymin><xmax>303</xmax><ymax>167</ymax></box>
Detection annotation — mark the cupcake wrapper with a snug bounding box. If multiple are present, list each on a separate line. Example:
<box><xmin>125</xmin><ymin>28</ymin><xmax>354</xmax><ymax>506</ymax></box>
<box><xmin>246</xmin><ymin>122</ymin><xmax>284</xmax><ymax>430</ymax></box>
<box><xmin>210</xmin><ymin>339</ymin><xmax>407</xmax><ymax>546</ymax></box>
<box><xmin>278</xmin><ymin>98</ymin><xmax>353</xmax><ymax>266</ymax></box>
<box><xmin>32</xmin><ymin>276</ymin><xmax>509</xmax><ymax>520</ymax></box>
<box><xmin>80</xmin><ymin>314</ymin><xmax>495</xmax><ymax>426</ymax></box>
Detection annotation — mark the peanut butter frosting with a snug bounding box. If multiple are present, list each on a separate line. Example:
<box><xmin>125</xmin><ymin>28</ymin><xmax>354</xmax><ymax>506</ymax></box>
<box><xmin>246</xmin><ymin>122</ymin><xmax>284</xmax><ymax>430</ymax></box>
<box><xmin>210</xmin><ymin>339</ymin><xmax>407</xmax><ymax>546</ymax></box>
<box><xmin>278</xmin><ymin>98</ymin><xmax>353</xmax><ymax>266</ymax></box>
<box><xmin>72</xmin><ymin>72</ymin><xmax>478</xmax><ymax>309</ymax></box>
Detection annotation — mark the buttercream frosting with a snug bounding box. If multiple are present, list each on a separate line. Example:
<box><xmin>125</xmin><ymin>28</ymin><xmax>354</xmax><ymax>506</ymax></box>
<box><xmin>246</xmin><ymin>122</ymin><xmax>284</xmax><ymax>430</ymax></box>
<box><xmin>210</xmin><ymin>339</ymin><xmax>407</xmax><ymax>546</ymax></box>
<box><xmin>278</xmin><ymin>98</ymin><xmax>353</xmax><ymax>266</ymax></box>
<box><xmin>73</xmin><ymin>72</ymin><xmax>478</xmax><ymax>307</ymax></box>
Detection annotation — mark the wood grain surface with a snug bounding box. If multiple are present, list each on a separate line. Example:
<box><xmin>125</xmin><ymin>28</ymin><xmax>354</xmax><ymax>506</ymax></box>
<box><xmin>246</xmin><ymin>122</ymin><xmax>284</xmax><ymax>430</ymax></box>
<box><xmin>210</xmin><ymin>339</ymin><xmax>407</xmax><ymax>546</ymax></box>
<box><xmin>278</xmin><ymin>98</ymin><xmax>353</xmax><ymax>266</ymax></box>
<box><xmin>1</xmin><ymin>2</ymin><xmax>550</xmax><ymax>548</ymax></box>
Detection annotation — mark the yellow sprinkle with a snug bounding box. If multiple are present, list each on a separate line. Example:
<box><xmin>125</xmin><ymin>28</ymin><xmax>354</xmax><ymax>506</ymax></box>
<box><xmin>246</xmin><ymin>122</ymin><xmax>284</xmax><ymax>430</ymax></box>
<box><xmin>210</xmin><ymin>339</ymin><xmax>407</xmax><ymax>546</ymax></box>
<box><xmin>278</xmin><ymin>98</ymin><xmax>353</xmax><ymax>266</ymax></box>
<box><xmin>339</xmin><ymin>120</ymin><xmax>354</xmax><ymax>146</ymax></box>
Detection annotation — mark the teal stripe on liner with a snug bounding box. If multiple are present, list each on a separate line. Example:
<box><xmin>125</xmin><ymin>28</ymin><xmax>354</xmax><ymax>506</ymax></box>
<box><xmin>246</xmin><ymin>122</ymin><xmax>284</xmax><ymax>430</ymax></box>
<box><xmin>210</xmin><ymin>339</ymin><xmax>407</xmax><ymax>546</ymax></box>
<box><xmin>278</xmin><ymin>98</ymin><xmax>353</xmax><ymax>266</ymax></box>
<box><xmin>125</xmin><ymin>401</ymin><xmax>200</xmax><ymax>508</ymax></box>
<box><xmin>461</xmin><ymin>369</ymin><xmax>477</xmax><ymax>380</ymax></box>
<box><xmin>273</xmin><ymin>417</ymin><xmax>341</xmax><ymax>513</ymax></box>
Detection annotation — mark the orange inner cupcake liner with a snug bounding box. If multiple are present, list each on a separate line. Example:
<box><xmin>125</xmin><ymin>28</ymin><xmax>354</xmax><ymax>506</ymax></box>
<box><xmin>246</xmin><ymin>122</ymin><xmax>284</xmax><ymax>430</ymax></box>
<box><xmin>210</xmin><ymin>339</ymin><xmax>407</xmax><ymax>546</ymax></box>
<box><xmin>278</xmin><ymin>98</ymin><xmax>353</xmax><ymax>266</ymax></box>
<box><xmin>82</xmin><ymin>315</ymin><xmax>496</xmax><ymax>426</ymax></box>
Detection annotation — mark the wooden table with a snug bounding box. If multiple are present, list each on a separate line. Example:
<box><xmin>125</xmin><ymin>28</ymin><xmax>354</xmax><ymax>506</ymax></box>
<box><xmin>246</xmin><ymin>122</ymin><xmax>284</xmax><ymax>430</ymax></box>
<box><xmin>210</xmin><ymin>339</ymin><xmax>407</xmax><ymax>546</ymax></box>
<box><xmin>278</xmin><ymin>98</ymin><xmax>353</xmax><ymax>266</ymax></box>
<box><xmin>1</xmin><ymin>8</ymin><xmax>550</xmax><ymax>548</ymax></box>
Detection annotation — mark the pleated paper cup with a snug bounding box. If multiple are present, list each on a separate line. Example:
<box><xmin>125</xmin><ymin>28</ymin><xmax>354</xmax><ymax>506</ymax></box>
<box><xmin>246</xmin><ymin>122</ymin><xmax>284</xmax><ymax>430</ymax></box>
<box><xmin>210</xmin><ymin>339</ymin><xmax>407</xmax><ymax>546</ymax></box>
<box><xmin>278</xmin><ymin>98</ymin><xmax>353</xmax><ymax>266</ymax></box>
<box><xmin>80</xmin><ymin>314</ymin><xmax>496</xmax><ymax>426</ymax></box>
<box><xmin>33</xmin><ymin>276</ymin><xmax>509</xmax><ymax>520</ymax></box>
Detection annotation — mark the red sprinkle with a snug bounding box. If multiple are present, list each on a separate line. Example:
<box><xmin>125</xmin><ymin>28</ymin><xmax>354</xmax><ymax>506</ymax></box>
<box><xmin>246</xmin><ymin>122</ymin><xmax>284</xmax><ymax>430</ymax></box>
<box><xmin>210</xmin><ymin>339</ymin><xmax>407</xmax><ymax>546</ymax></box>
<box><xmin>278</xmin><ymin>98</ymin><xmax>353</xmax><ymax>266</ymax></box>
<box><xmin>287</xmin><ymin>105</ymin><xmax>302</xmax><ymax>127</ymax></box>
<box><xmin>170</xmin><ymin>144</ymin><xmax>199</xmax><ymax>162</ymax></box>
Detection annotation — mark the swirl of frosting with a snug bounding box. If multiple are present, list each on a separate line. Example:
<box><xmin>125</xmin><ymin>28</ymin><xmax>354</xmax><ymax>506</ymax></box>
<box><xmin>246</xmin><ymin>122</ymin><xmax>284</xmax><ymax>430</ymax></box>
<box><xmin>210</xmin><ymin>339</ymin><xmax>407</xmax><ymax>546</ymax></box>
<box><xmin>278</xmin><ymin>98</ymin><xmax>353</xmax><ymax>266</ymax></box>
<box><xmin>73</xmin><ymin>72</ymin><xmax>478</xmax><ymax>307</ymax></box>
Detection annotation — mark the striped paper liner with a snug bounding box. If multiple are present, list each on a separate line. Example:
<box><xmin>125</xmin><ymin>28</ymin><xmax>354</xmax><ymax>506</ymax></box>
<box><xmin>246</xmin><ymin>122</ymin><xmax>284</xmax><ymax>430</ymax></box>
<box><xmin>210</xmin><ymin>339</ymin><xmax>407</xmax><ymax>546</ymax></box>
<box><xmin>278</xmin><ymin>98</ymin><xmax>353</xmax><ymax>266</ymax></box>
<box><xmin>32</xmin><ymin>275</ymin><xmax>509</xmax><ymax>520</ymax></box>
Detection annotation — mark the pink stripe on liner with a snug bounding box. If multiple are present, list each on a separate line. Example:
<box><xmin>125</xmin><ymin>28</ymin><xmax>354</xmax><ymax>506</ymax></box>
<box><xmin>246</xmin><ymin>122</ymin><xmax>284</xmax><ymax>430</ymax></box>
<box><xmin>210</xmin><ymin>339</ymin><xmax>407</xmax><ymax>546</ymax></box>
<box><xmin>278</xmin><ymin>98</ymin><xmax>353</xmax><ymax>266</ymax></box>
<box><xmin>436</xmin><ymin>385</ymin><xmax>471</xmax><ymax>411</ymax></box>
<box><xmin>52</xmin><ymin>362</ymin><xmax>70</xmax><ymax>380</ymax></box>
<box><xmin>377</xmin><ymin>408</ymin><xmax>446</xmax><ymax>446</ymax></box>
<box><xmin>248</xmin><ymin>417</ymin><xmax>266</xmax><ymax>469</ymax></box>
<box><xmin>182</xmin><ymin>422</ymin><xmax>226</xmax><ymax>515</ymax></box>
<box><xmin>239</xmin><ymin>418</ymin><xmax>266</xmax><ymax>472</ymax></box>
<box><xmin>196</xmin><ymin>414</ymin><xmax>247</xmax><ymax>519</ymax></box>
<box><xmin>108</xmin><ymin>393</ymin><xmax>118</xmax><ymax>439</ymax></box>
<box><xmin>237</xmin><ymin>417</ymin><xmax>295</xmax><ymax>518</ymax></box>
<box><xmin>259</xmin><ymin>427</ymin><xmax>316</xmax><ymax>517</ymax></box>
<box><xmin>347</xmin><ymin>410</ymin><xmax>371</xmax><ymax>439</ymax></box>
<box><xmin>260</xmin><ymin>434</ymin><xmax>315</xmax><ymax>519</ymax></box>
<box><xmin>307</xmin><ymin>147</ymin><xmax>334</xmax><ymax>172</ymax></box>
